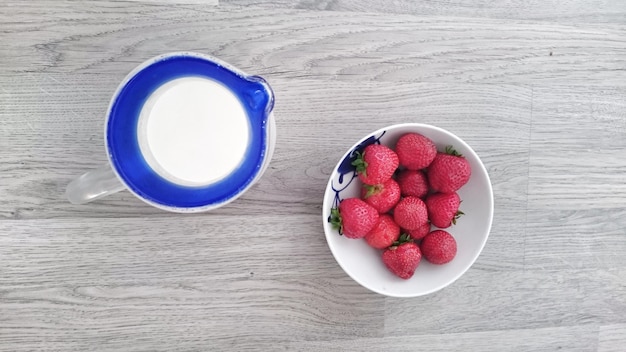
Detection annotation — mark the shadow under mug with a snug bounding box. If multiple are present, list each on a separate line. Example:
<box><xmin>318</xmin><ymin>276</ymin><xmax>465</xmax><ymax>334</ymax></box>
<box><xmin>66</xmin><ymin>52</ymin><xmax>276</xmax><ymax>212</ymax></box>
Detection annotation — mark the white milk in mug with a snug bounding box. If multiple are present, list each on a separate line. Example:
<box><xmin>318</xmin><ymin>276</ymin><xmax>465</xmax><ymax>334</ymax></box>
<box><xmin>67</xmin><ymin>52</ymin><xmax>276</xmax><ymax>212</ymax></box>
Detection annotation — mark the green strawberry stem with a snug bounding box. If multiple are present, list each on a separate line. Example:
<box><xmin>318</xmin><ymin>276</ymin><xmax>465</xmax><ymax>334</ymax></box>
<box><xmin>351</xmin><ymin>151</ymin><xmax>368</xmax><ymax>177</ymax></box>
<box><xmin>363</xmin><ymin>184</ymin><xmax>381</xmax><ymax>198</ymax></box>
<box><xmin>451</xmin><ymin>210</ymin><xmax>465</xmax><ymax>225</ymax></box>
<box><xmin>390</xmin><ymin>233</ymin><xmax>413</xmax><ymax>248</ymax></box>
<box><xmin>330</xmin><ymin>208</ymin><xmax>343</xmax><ymax>235</ymax></box>
<box><xmin>444</xmin><ymin>145</ymin><xmax>463</xmax><ymax>157</ymax></box>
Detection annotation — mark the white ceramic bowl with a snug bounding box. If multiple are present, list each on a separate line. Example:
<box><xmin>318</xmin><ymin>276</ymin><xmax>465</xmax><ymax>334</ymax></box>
<box><xmin>322</xmin><ymin>123</ymin><xmax>494</xmax><ymax>297</ymax></box>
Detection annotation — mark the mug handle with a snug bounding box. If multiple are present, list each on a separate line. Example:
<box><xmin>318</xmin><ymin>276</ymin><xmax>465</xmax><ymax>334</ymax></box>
<box><xmin>66</xmin><ymin>164</ymin><xmax>126</xmax><ymax>204</ymax></box>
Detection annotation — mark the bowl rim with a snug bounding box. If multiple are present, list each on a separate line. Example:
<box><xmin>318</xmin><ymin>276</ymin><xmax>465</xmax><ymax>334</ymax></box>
<box><xmin>322</xmin><ymin>123</ymin><xmax>494</xmax><ymax>297</ymax></box>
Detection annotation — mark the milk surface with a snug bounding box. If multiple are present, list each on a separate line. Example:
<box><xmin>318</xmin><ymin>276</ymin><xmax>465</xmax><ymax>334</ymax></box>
<box><xmin>137</xmin><ymin>77</ymin><xmax>250</xmax><ymax>186</ymax></box>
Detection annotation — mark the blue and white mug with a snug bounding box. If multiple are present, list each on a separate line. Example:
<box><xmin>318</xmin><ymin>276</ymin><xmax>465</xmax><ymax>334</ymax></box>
<box><xmin>66</xmin><ymin>52</ymin><xmax>276</xmax><ymax>212</ymax></box>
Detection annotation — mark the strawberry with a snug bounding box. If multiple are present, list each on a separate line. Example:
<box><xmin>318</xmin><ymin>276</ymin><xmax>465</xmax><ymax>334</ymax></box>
<box><xmin>396</xmin><ymin>170</ymin><xmax>429</xmax><ymax>198</ymax></box>
<box><xmin>427</xmin><ymin>146</ymin><xmax>471</xmax><ymax>193</ymax></box>
<box><xmin>360</xmin><ymin>178</ymin><xmax>401</xmax><ymax>213</ymax></box>
<box><xmin>393</xmin><ymin>196</ymin><xmax>428</xmax><ymax>231</ymax></box>
<box><xmin>364</xmin><ymin>214</ymin><xmax>401</xmax><ymax>249</ymax></box>
<box><xmin>395</xmin><ymin>133</ymin><xmax>437</xmax><ymax>170</ymax></box>
<box><xmin>382</xmin><ymin>234</ymin><xmax>422</xmax><ymax>279</ymax></box>
<box><xmin>407</xmin><ymin>222</ymin><xmax>431</xmax><ymax>240</ymax></box>
<box><xmin>420</xmin><ymin>230</ymin><xmax>457</xmax><ymax>264</ymax></box>
<box><xmin>352</xmin><ymin>144</ymin><xmax>399</xmax><ymax>185</ymax></box>
<box><xmin>426</xmin><ymin>192</ymin><xmax>463</xmax><ymax>229</ymax></box>
<box><xmin>330</xmin><ymin>198</ymin><xmax>379</xmax><ymax>239</ymax></box>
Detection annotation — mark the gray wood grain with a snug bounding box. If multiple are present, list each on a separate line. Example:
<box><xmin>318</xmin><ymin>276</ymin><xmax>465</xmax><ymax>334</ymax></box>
<box><xmin>128</xmin><ymin>0</ymin><xmax>218</xmax><ymax>3</ymax></box>
<box><xmin>523</xmin><ymin>86</ymin><xmax>626</xmax><ymax>271</ymax></box>
<box><xmin>528</xmin><ymin>86</ymin><xmax>626</xmax><ymax>210</ymax></box>
<box><xmin>1</xmin><ymin>1</ymin><xmax>626</xmax><ymax>351</ymax></box>
<box><xmin>223</xmin><ymin>0</ymin><xmax>626</xmax><ymax>25</ymax></box>
<box><xmin>1</xmin><ymin>3</ymin><xmax>624</xmax><ymax>86</ymax></box>
<box><xmin>599</xmin><ymin>324</ymin><xmax>626</xmax><ymax>352</ymax></box>
<box><xmin>288</xmin><ymin>325</ymin><xmax>599</xmax><ymax>351</ymax></box>
<box><xmin>525</xmin><ymin>208</ymin><xmax>626</xmax><ymax>271</ymax></box>
<box><xmin>384</xmin><ymin>268</ymin><xmax>626</xmax><ymax>335</ymax></box>
<box><xmin>0</xmin><ymin>217</ymin><xmax>384</xmax><ymax>351</ymax></box>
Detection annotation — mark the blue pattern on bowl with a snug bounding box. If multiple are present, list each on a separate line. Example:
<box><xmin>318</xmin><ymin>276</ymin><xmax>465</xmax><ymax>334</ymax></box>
<box><xmin>329</xmin><ymin>131</ymin><xmax>387</xmax><ymax>217</ymax></box>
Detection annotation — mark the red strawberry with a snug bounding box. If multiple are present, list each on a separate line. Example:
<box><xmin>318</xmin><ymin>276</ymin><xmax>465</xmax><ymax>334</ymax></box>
<box><xmin>426</xmin><ymin>192</ymin><xmax>463</xmax><ymax>228</ymax></box>
<box><xmin>393</xmin><ymin>196</ymin><xmax>428</xmax><ymax>231</ymax></box>
<box><xmin>364</xmin><ymin>214</ymin><xmax>400</xmax><ymax>249</ymax></box>
<box><xmin>421</xmin><ymin>230</ymin><xmax>457</xmax><ymax>264</ymax></box>
<box><xmin>427</xmin><ymin>146</ymin><xmax>471</xmax><ymax>193</ymax></box>
<box><xmin>396</xmin><ymin>170</ymin><xmax>429</xmax><ymax>198</ymax></box>
<box><xmin>395</xmin><ymin>133</ymin><xmax>437</xmax><ymax>170</ymax></box>
<box><xmin>330</xmin><ymin>198</ymin><xmax>379</xmax><ymax>239</ymax></box>
<box><xmin>352</xmin><ymin>144</ymin><xmax>399</xmax><ymax>185</ymax></box>
<box><xmin>382</xmin><ymin>234</ymin><xmax>422</xmax><ymax>279</ymax></box>
<box><xmin>407</xmin><ymin>222</ymin><xmax>431</xmax><ymax>240</ymax></box>
<box><xmin>360</xmin><ymin>178</ymin><xmax>401</xmax><ymax>213</ymax></box>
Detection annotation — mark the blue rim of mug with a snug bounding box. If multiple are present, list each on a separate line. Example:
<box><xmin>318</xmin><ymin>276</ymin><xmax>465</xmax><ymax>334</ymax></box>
<box><xmin>104</xmin><ymin>52</ymin><xmax>274</xmax><ymax>212</ymax></box>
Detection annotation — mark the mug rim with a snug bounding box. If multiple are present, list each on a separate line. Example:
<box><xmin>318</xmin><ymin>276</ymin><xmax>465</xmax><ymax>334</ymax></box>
<box><xmin>104</xmin><ymin>52</ymin><xmax>275</xmax><ymax>213</ymax></box>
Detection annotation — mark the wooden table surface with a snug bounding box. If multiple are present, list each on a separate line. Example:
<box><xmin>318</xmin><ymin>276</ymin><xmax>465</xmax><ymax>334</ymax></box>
<box><xmin>1</xmin><ymin>1</ymin><xmax>625</xmax><ymax>351</ymax></box>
